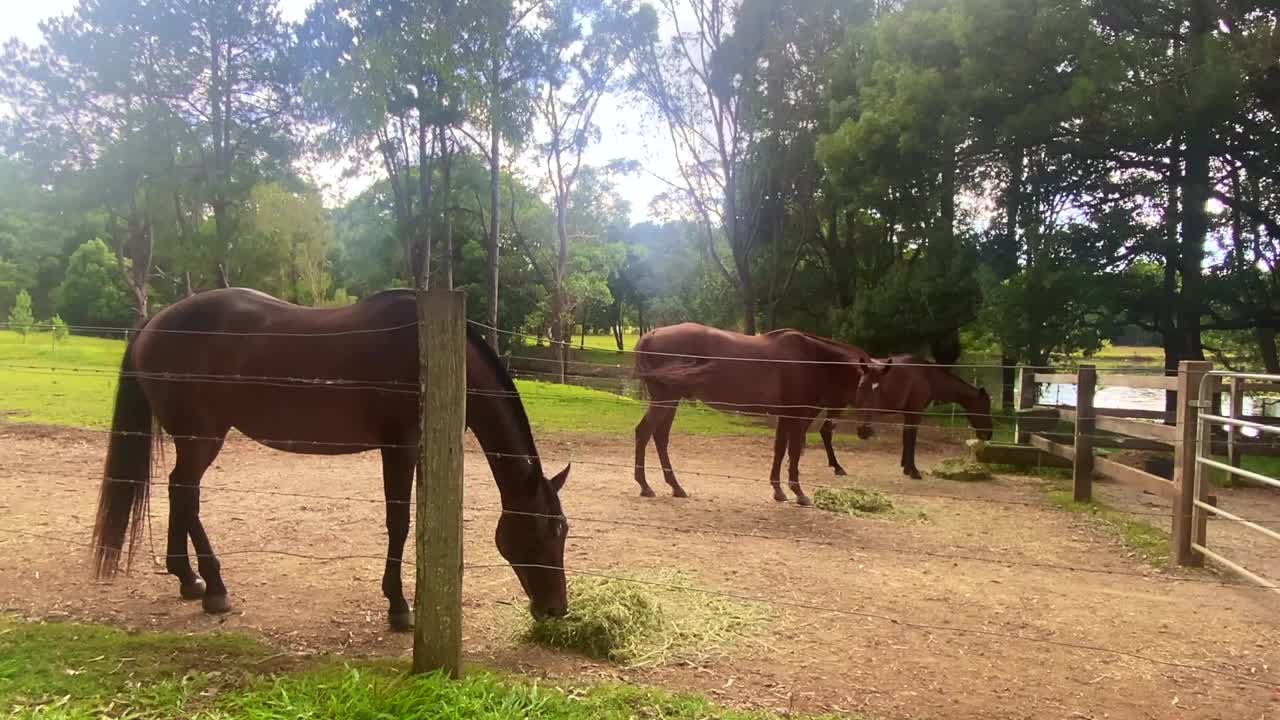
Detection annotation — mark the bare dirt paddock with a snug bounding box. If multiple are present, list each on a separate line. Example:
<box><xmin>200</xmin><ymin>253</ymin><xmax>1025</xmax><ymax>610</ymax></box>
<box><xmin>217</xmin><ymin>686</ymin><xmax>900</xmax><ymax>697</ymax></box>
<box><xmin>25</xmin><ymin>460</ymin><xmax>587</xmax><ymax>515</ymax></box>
<box><xmin>2</xmin><ymin>422</ymin><xmax>1279</xmax><ymax>719</ymax></box>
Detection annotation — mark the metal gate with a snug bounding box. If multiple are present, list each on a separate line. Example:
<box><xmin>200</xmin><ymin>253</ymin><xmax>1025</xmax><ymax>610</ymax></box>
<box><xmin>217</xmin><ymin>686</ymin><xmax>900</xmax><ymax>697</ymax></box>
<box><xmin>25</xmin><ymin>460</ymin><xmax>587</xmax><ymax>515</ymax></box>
<box><xmin>1192</xmin><ymin>372</ymin><xmax>1280</xmax><ymax>592</ymax></box>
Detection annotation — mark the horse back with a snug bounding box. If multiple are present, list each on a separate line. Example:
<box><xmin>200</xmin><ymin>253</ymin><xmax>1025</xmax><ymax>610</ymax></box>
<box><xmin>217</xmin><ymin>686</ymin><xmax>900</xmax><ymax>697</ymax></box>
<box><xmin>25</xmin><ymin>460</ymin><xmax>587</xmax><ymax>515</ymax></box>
<box><xmin>129</xmin><ymin>288</ymin><xmax>421</xmax><ymax>449</ymax></box>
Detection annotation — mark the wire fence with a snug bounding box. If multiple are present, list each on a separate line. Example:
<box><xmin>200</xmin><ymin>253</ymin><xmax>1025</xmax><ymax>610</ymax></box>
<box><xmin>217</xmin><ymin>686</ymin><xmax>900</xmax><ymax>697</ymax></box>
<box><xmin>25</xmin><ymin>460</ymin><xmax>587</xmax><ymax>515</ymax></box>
<box><xmin>3</xmin><ymin>319</ymin><xmax>1280</xmax><ymax>699</ymax></box>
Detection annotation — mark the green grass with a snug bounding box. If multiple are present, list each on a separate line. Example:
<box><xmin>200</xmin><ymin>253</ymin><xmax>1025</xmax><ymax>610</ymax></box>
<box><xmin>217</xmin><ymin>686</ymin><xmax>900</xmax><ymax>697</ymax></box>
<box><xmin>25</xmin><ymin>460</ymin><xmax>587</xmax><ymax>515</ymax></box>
<box><xmin>522</xmin><ymin>573</ymin><xmax>765</xmax><ymax>666</ymax></box>
<box><xmin>1</xmin><ymin>616</ymin><xmax>841</xmax><ymax>720</ymax></box>
<box><xmin>1045</xmin><ymin>484</ymin><xmax>1169</xmax><ymax>568</ymax></box>
<box><xmin>0</xmin><ymin>614</ymin><xmax>268</xmax><ymax>717</ymax></box>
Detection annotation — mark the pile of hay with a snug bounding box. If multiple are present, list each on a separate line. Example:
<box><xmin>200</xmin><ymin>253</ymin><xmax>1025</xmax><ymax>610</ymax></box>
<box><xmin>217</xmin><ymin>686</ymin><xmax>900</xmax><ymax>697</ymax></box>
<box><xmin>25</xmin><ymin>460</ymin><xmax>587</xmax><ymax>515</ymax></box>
<box><xmin>812</xmin><ymin>486</ymin><xmax>894</xmax><ymax>516</ymax></box>
<box><xmin>523</xmin><ymin>573</ymin><xmax>765</xmax><ymax>666</ymax></box>
<box><xmin>931</xmin><ymin>458</ymin><xmax>994</xmax><ymax>482</ymax></box>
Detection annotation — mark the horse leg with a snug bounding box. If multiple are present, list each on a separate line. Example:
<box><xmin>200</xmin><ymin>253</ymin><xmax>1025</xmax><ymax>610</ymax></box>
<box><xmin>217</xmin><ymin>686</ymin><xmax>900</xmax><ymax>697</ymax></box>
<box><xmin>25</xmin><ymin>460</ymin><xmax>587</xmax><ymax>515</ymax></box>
<box><xmin>634</xmin><ymin>403</ymin><xmax>659</xmax><ymax>498</ymax></box>
<box><xmin>381</xmin><ymin>447</ymin><xmax>415</xmax><ymax>631</ymax></box>
<box><xmin>651</xmin><ymin>404</ymin><xmax>687</xmax><ymax>498</ymax></box>
<box><xmin>769</xmin><ymin>422</ymin><xmax>789</xmax><ymax>502</ymax></box>
<box><xmin>820</xmin><ymin>413</ymin><xmax>846</xmax><ymax>476</ymax></box>
<box><xmin>169</xmin><ymin>435</ymin><xmax>230</xmax><ymax>613</ymax></box>
<box><xmin>902</xmin><ymin>423</ymin><xmax>922</xmax><ymax>480</ymax></box>
<box><xmin>787</xmin><ymin>420</ymin><xmax>812</xmax><ymax>506</ymax></box>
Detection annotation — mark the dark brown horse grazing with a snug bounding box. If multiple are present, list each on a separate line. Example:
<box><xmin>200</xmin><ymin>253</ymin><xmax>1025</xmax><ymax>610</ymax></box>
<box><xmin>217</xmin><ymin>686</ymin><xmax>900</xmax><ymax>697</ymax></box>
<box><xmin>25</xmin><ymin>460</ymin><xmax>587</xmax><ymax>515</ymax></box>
<box><xmin>91</xmin><ymin>288</ymin><xmax>570</xmax><ymax>630</ymax></box>
<box><xmin>849</xmin><ymin>355</ymin><xmax>994</xmax><ymax>479</ymax></box>
<box><xmin>632</xmin><ymin>323</ymin><xmax>872</xmax><ymax>505</ymax></box>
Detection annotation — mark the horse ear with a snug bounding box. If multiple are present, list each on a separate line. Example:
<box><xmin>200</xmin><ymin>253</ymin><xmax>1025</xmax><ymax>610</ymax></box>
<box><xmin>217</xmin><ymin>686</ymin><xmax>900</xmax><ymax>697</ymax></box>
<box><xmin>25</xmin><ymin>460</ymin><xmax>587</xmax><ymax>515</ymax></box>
<box><xmin>550</xmin><ymin>464</ymin><xmax>570</xmax><ymax>492</ymax></box>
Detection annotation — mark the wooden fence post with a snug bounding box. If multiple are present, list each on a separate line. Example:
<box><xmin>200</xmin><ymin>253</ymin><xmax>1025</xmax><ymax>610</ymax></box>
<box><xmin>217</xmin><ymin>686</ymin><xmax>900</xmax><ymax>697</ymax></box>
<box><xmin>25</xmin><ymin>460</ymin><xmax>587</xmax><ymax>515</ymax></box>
<box><xmin>1016</xmin><ymin>366</ymin><xmax>1038</xmax><ymax>445</ymax></box>
<box><xmin>414</xmin><ymin>289</ymin><xmax>467</xmax><ymax>677</ymax></box>
<box><xmin>1228</xmin><ymin>378</ymin><xmax>1245</xmax><ymax>469</ymax></box>
<box><xmin>1072</xmin><ymin>365</ymin><xmax>1096</xmax><ymax>502</ymax></box>
<box><xmin>1172</xmin><ymin>360</ymin><xmax>1211</xmax><ymax>567</ymax></box>
<box><xmin>1191</xmin><ymin>374</ymin><xmax>1220</xmax><ymax>564</ymax></box>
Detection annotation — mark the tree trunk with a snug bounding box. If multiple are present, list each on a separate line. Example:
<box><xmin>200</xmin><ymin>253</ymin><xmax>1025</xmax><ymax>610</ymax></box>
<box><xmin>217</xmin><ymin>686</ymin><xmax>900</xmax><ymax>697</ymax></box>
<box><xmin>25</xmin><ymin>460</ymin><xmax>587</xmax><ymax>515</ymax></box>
<box><xmin>1177</xmin><ymin>0</ymin><xmax>1212</xmax><ymax>364</ymax></box>
<box><xmin>1257</xmin><ymin>327</ymin><xmax>1280</xmax><ymax>374</ymax></box>
<box><xmin>1162</xmin><ymin>148</ymin><xmax>1182</xmax><ymax>420</ymax></box>
<box><xmin>554</xmin><ymin>193</ymin><xmax>569</xmax><ymax>383</ymax></box>
<box><xmin>485</xmin><ymin>30</ymin><xmax>503</xmax><ymax>349</ymax></box>
<box><xmin>613</xmin><ymin>297</ymin><xmax>624</xmax><ymax>351</ymax></box>
<box><xmin>441</xmin><ymin>128</ymin><xmax>454</xmax><ymax>289</ymax></box>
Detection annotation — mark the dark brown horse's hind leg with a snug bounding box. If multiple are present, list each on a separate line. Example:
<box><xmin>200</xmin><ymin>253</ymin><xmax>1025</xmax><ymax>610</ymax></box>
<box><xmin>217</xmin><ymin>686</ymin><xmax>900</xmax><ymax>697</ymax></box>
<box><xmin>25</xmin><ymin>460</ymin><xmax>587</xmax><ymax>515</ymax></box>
<box><xmin>168</xmin><ymin>435</ymin><xmax>230</xmax><ymax>613</ymax></box>
<box><xmin>651</xmin><ymin>402</ymin><xmax>688</xmax><ymax>498</ymax></box>
<box><xmin>820</xmin><ymin>415</ymin><xmax>846</xmax><ymax>476</ymax></box>
<box><xmin>380</xmin><ymin>447</ymin><xmax>415</xmax><ymax>631</ymax></box>
<box><xmin>769</xmin><ymin>422</ymin><xmax>789</xmax><ymax>502</ymax></box>
<box><xmin>786</xmin><ymin>421</ymin><xmax>812</xmax><ymax>506</ymax></box>
<box><xmin>902</xmin><ymin>423</ymin><xmax>922</xmax><ymax>479</ymax></box>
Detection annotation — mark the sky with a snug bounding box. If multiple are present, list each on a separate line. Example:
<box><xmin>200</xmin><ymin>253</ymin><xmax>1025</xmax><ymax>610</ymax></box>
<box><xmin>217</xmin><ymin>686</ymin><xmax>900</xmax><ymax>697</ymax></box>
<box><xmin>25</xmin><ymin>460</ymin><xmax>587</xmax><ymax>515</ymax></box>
<box><xmin>6</xmin><ymin>0</ymin><xmax>677</xmax><ymax>223</ymax></box>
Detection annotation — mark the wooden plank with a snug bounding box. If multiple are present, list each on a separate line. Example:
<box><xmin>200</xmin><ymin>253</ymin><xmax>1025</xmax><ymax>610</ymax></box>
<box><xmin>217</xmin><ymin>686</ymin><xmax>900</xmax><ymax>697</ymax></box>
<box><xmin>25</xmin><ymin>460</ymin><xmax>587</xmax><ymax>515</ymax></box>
<box><xmin>1093</xmin><ymin>436</ymin><xmax>1173</xmax><ymax>452</ymax></box>
<box><xmin>970</xmin><ymin>441</ymin><xmax>1072</xmax><ymax>468</ymax></box>
<box><xmin>1095</xmin><ymin>407</ymin><xmax>1172</xmax><ymax>421</ymax></box>
<box><xmin>1016</xmin><ymin>367</ymin><xmax>1049</xmax><ymax>444</ymax></box>
<box><xmin>1093</xmin><ymin>456</ymin><xmax>1178</xmax><ymax>498</ymax></box>
<box><xmin>1073</xmin><ymin>366</ymin><xmax>1096</xmax><ymax>502</ymax></box>
<box><xmin>414</xmin><ymin>289</ymin><xmax>467</xmax><ymax>677</ymax></box>
<box><xmin>1171</xmin><ymin>361</ymin><xmax>1211</xmax><ymax>568</ymax></box>
<box><xmin>1094</xmin><ymin>416</ymin><xmax>1177</xmax><ymax>444</ymax></box>
<box><xmin>1030</xmin><ymin>433</ymin><xmax>1075</xmax><ymax>462</ymax></box>
<box><xmin>1097</xmin><ymin>373</ymin><xmax>1178</xmax><ymax>391</ymax></box>
<box><xmin>1033</xmin><ymin>372</ymin><xmax>1078</xmax><ymax>385</ymax></box>
<box><xmin>1016</xmin><ymin>404</ymin><xmax>1058</xmax><ymax>442</ymax></box>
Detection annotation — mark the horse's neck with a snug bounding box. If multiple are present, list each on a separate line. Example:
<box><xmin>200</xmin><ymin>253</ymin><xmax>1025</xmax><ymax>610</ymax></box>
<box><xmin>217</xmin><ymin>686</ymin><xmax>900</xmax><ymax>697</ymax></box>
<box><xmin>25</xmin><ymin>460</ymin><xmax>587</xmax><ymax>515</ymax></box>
<box><xmin>467</xmin><ymin>369</ymin><xmax>539</xmax><ymax>506</ymax></box>
<box><xmin>928</xmin><ymin>368</ymin><xmax>981</xmax><ymax>409</ymax></box>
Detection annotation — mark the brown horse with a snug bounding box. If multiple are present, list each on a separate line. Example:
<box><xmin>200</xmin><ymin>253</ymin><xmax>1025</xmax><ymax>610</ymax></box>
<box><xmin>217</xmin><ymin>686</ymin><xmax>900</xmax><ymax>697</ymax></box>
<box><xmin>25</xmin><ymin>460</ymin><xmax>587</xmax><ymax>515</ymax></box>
<box><xmin>849</xmin><ymin>355</ymin><xmax>994</xmax><ymax>479</ymax></box>
<box><xmin>632</xmin><ymin>323</ymin><xmax>871</xmax><ymax>505</ymax></box>
<box><xmin>91</xmin><ymin>287</ymin><xmax>570</xmax><ymax>630</ymax></box>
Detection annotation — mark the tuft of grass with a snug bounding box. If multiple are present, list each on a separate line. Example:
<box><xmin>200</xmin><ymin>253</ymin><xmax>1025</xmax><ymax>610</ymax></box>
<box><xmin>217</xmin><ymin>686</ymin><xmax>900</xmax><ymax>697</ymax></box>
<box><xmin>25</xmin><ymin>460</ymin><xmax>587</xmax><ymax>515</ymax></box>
<box><xmin>522</xmin><ymin>573</ymin><xmax>765</xmax><ymax>667</ymax></box>
<box><xmin>1045</xmin><ymin>487</ymin><xmax>1168</xmax><ymax>568</ymax></box>
<box><xmin>931</xmin><ymin>458</ymin><xmax>994</xmax><ymax>482</ymax></box>
<box><xmin>813</xmin><ymin>486</ymin><xmax>895</xmax><ymax>516</ymax></box>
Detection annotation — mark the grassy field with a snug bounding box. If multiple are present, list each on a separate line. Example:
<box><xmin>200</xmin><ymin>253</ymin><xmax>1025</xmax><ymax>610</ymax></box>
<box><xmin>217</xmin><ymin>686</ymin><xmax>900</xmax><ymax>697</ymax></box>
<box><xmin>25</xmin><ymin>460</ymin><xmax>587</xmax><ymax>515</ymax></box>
<box><xmin>0</xmin><ymin>615</ymin><xmax>841</xmax><ymax>720</ymax></box>
<box><xmin>0</xmin><ymin>331</ymin><xmax>763</xmax><ymax>437</ymax></box>
<box><xmin>0</xmin><ymin>331</ymin><xmax>1009</xmax><ymax>441</ymax></box>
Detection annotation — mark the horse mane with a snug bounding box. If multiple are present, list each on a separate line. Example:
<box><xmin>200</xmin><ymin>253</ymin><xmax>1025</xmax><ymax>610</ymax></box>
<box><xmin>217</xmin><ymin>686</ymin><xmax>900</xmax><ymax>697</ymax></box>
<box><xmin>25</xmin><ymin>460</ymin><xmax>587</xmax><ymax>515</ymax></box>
<box><xmin>373</xmin><ymin>288</ymin><xmax>541</xmax><ymax>471</ymax></box>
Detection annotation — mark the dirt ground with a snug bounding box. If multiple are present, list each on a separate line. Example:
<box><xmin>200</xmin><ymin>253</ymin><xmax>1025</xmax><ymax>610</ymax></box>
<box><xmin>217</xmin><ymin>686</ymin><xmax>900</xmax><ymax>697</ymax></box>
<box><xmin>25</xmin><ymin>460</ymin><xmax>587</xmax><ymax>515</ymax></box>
<box><xmin>2</xmin><ymin>421</ymin><xmax>1280</xmax><ymax>719</ymax></box>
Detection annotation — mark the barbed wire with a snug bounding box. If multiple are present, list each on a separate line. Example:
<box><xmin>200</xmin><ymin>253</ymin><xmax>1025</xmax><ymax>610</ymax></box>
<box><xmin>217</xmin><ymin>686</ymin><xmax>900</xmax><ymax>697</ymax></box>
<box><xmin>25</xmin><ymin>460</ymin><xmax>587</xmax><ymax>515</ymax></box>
<box><xmin>6</xmin><ymin>362</ymin><xmax>1274</xmax><ymax>436</ymax></box>
<box><xmin>0</xmin><ymin>320</ymin><xmax>418</xmax><ymax>337</ymax></box>
<box><xmin>1</xmin><ymin>526</ymin><xmax>1276</xmax><ymax>689</ymax></box>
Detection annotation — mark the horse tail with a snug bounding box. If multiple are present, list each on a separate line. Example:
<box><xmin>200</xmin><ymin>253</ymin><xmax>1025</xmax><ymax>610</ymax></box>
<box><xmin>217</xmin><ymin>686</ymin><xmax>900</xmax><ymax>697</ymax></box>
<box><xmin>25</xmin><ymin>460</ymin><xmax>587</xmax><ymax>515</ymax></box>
<box><xmin>631</xmin><ymin>331</ymin><xmax>710</xmax><ymax>394</ymax></box>
<box><xmin>92</xmin><ymin>320</ymin><xmax>156</xmax><ymax>579</ymax></box>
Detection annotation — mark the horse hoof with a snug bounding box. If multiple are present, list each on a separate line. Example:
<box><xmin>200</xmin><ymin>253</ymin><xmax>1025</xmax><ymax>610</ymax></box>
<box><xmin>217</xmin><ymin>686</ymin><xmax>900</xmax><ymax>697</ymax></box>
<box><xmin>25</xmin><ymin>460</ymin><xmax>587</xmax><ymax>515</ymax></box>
<box><xmin>908</xmin><ymin>471</ymin><xmax>922</xmax><ymax>480</ymax></box>
<box><xmin>773</xmin><ymin>493</ymin><xmax>787</xmax><ymax>503</ymax></box>
<box><xmin>389</xmin><ymin>611</ymin><xmax>414</xmax><ymax>632</ymax></box>
<box><xmin>639</xmin><ymin>487</ymin><xmax>655</xmax><ymax>498</ymax></box>
<box><xmin>180</xmin><ymin>578</ymin><xmax>206</xmax><ymax>600</ymax></box>
<box><xmin>672</xmin><ymin>488</ymin><xmax>689</xmax><ymax>499</ymax></box>
<box><xmin>202</xmin><ymin>594</ymin><xmax>231</xmax><ymax>614</ymax></box>
<box><xmin>833</xmin><ymin>467</ymin><xmax>847</xmax><ymax>477</ymax></box>
<box><xmin>796</xmin><ymin>495</ymin><xmax>812</xmax><ymax>507</ymax></box>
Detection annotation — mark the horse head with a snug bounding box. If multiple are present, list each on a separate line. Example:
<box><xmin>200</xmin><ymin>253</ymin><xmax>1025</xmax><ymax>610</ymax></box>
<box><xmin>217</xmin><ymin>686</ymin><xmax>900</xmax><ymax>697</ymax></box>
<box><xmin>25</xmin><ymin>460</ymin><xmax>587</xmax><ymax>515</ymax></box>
<box><xmin>968</xmin><ymin>386</ymin><xmax>995</xmax><ymax>441</ymax></box>
<box><xmin>494</xmin><ymin>464</ymin><xmax>571</xmax><ymax>620</ymax></box>
<box><xmin>852</xmin><ymin>358</ymin><xmax>893</xmax><ymax>439</ymax></box>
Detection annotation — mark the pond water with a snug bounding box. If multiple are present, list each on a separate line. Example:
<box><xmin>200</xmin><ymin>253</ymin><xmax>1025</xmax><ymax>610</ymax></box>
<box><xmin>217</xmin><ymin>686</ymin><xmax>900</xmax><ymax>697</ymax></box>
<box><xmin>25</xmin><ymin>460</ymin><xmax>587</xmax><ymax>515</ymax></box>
<box><xmin>1040</xmin><ymin>381</ymin><xmax>1278</xmax><ymax>438</ymax></box>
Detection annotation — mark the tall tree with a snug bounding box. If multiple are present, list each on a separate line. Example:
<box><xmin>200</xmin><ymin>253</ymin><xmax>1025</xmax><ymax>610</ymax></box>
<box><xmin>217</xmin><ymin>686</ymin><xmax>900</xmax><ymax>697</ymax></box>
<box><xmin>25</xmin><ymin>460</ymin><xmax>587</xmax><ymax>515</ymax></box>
<box><xmin>536</xmin><ymin>0</ymin><xmax>654</xmax><ymax>380</ymax></box>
